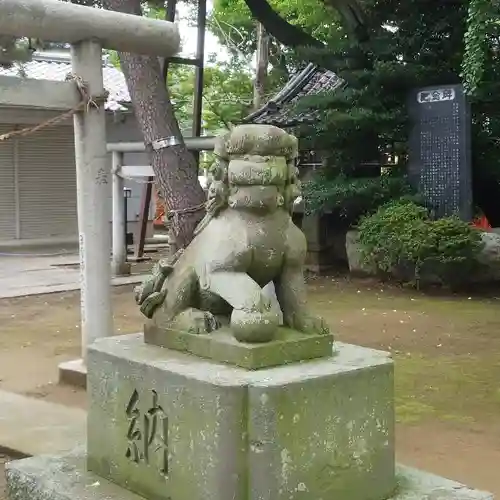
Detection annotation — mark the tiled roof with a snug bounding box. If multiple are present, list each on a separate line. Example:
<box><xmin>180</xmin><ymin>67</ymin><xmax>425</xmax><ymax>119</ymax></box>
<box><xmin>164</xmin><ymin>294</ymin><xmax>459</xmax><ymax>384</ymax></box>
<box><xmin>244</xmin><ymin>63</ymin><xmax>343</xmax><ymax>128</ymax></box>
<box><xmin>0</xmin><ymin>51</ymin><xmax>131</xmax><ymax>111</ymax></box>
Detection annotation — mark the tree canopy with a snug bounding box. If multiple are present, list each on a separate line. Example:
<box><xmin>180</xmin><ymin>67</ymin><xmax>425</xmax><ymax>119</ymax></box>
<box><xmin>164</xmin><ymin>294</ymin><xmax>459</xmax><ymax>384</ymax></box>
<box><xmin>285</xmin><ymin>0</ymin><xmax>500</xmax><ymax>225</ymax></box>
<box><xmin>461</xmin><ymin>0</ymin><xmax>499</xmax><ymax>94</ymax></box>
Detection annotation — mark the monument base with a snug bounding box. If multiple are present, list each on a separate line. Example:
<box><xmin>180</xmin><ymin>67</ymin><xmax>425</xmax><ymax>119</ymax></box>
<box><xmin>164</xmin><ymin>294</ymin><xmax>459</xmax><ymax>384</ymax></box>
<box><xmin>58</xmin><ymin>358</ymin><xmax>87</xmax><ymax>388</ymax></box>
<box><xmin>6</xmin><ymin>449</ymin><xmax>493</xmax><ymax>500</ymax></box>
<box><xmin>111</xmin><ymin>261</ymin><xmax>132</xmax><ymax>277</ymax></box>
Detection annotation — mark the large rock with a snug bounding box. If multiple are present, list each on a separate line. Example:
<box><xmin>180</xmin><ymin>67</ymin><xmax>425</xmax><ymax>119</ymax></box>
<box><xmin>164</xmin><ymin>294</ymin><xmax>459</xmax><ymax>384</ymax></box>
<box><xmin>477</xmin><ymin>231</ymin><xmax>500</xmax><ymax>281</ymax></box>
<box><xmin>345</xmin><ymin>230</ymin><xmax>377</xmax><ymax>275</ymax></box>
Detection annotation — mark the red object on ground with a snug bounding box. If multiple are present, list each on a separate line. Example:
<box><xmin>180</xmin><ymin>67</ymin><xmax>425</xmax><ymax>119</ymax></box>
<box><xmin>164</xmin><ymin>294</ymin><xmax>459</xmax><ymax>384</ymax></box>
<box><xmin>472</xmin><ymin>215</ymin><xmax>492</xmax><ymax>231</ymax></box>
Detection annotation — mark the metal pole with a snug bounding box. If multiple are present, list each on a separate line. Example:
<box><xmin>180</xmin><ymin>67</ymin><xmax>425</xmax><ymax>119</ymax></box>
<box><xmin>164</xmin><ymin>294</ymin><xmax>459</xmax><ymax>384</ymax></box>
<box><xmin>71</xmin><ymin>40</ymin><xmax>113</xmax><ymax>362</ymax></box>
<box><xmin>191</xmin><ymin>0</ymin><xmax>207</xmax><ymax>167</ymax></box>
<box><xmin>106</xmin><ymin>136</ymin><xmax>217</xmax><ymax>153</ymax></box>
<box><xmin>124</xmin><ymin>188</ymin><xmax>129</xmax><ymax>257</ymax></box>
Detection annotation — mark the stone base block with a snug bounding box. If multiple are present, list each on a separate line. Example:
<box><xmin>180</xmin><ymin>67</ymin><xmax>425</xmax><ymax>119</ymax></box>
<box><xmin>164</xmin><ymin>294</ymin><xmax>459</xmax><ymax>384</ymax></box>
<box><xmin>58</xmin><ymin>358</ymin><xmax>87</xmax><ymax>388</ymax></box>
<box><xmin>5</xmin><ymin>450</ymin><xmax>494</xmax><ymax>500</ymax></box>
<box><xmin>87</xmin><ymin>334</ymin><xmax>394</xmax><ymax>500</ymax></box>
<box><xmin>144</xmin><ymin>322</ymin><xmax>333</xmax><ymax>369</ymax></box>
<box><xmin>111</xmin><ymin>260</ymin><xmax>131</xmax><ymax>277</ymax></box>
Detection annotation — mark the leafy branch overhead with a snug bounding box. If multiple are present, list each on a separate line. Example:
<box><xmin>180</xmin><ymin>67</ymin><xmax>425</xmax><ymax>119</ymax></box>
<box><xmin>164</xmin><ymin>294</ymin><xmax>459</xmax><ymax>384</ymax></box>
<box><xmin>461</xmin><ymin>0</ymin><xmax>498</xmax><ymax>94</ymax></box>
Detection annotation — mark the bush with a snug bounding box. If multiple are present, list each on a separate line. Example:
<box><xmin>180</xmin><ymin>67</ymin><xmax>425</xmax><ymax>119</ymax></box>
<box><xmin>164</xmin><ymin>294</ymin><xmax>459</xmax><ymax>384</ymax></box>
<box><xmin>302</xmin><ymin>173</ymin><xmax>420</xmax><ymax>226</ymax></box>
<box><xmin>357</xmin><ymin>200</ymin><xmax>485</xmax><ymax>288</ymax></box>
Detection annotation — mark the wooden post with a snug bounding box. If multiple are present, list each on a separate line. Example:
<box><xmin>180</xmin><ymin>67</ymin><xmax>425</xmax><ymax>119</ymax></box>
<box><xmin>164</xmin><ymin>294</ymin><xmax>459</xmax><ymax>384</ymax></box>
<box><xmin>111</xmin><ymin>151</ymin><xmax>131</xmax><ymax>276</ymax></box>
<box><xmin>133</xmin><ymin>178</ymin><xmax>154</xmax><ymax>261</ymax></box>
<box><xmin>72</xmin><ymin>39</ymin><xmax>113</xmax><ymax>364</ymax></box>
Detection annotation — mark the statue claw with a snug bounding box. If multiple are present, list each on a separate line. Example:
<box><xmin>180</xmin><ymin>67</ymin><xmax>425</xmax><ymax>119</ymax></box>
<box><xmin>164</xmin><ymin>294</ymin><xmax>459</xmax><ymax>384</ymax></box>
<box><xmin>290</xmin><ymin>314</ymin><xmax>330</xmax><ymax>336</ymax></box>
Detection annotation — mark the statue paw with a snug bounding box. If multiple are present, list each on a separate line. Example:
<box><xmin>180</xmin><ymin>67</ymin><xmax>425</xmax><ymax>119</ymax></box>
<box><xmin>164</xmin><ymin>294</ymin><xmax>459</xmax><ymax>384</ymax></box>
<box><xmin>139</xmin><ymin>291</ymin><xmax>166</xmax><ymax>319</ymax></box>
<box><xmin>292</xmin><ymin>314</ymin><xmax>330</xmax><ymax>336</ymax></box>
<box><xmin>231</xmin><ymin>308</ymin><xmax>280</xmax><ymax>343</ymax></box>
<box><xmin>172</xmin><ymin>308</ymin><xmax>220</xmax><ymax>335</ymax></box>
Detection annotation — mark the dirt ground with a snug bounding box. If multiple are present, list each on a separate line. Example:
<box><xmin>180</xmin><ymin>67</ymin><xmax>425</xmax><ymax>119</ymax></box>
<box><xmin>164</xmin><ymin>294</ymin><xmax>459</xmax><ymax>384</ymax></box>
<box><xmin>1</xmin><ymin>275</ymin><xmax>500</xmax><ymax>497</ymax></box>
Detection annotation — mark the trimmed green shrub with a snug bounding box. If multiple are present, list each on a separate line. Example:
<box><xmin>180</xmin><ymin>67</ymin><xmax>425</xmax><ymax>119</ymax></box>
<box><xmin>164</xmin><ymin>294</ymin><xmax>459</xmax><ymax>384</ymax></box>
<box><xmin>357</xmin><ymin>200</ymin><xmax>484</xmax><ymax>288</ymax></box>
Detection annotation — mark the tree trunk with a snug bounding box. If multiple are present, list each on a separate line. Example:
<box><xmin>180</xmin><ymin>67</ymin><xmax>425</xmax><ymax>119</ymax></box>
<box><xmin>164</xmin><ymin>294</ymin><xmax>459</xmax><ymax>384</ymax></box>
<box><xmin>102</xmin><ymin>0</ymin><xmax>206</xmax><ymax>249</ymax></box>
<box><xmin>253</xmin><ymin>22</ymin><xmax>269</xmax><ymax>110</ymax></box>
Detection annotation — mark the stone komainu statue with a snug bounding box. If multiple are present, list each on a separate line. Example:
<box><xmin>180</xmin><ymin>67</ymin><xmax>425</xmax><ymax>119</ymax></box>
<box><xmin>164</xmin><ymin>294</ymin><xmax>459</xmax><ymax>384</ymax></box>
<box><xmin>135</xmin><ymin>124</ymin><xmax>329</xmax><ymax>343</ymax></box>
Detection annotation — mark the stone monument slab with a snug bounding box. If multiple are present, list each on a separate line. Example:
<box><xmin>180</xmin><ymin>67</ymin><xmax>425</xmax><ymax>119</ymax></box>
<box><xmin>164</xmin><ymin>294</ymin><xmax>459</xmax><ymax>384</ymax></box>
<box><xmin>144</xmin><ymin>322</ymin><xmax>334</xmax><ymax>369</ymax></box>
<box><xmin>87</xmin><ymin>333</ymin><xmax>395</xmax><ymax>500</ymax></box>
<box><xmin>408</xmin><ymin>84</ymin><xmax>472</xmax><ymax>220</ymax></box>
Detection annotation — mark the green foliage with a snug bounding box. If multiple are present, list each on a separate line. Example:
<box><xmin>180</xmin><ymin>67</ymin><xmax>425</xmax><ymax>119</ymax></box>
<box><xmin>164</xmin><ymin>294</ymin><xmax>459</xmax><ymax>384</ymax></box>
<box><xmin>302</xmin><ymin>172</ymin><xmax>418</xmax><ymax>225</ymax></box>
<box><xmin>461</xmin><ymin>0</ymin><xmax>497</xmax><ymax>94</ymax></box>
<box><xmin>296</xmin><ymin>0</ymin><xmax>468</xmax><ymax>175</ymax></box>
<box><xmin>167</xmin><ymin>62</ymin><xmax>253</xmax><ymax>134</ymax></box>
<box><xmin>211</xmin><ymin>0</ymin><xmax>343</xmax><ymax>49</ymax></box>
<box><xmin>290</xmin><ymin>0</ymin><xmax>500</xmax><ymax>223</ymax></box>
<box><xmin>358</xmin><ymin>200</ymin><xmax>484</xmax><ymax>288</ymax></box>
<box><xmin>108</xmin><ymin>54</ymin><xmax>253</xmax><ymax>136</ymax></box>
<box><xmin>209</xmin><ymin>0</ymin><xmax>344</xmax><ymax>88</ymax></box>
<box><xmin>202</xmin><ymin>62</ymin><xmax>254</xmax><ymax>132</ymax></box>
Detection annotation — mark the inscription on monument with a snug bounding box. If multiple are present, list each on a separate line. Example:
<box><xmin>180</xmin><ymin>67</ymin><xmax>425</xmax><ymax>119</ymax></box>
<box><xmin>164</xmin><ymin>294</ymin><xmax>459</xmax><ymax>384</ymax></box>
<box><xmin>417</xmin><ymin>87</ymin><xmax>455</xmax><ymax>104</ymax></box>
<box><xmin>408</xmin><ymin>84</ymin><xmax>472</xmax><ymax>220</ymax></box>
<box><xmin>125</xmin><ymin>389</ymin><xmax>169</xmax><ymax>477</ymax></box>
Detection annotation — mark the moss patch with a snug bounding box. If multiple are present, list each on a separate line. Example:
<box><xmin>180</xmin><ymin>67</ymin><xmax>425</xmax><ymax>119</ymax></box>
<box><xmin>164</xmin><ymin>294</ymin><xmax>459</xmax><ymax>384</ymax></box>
<box><xmin>394</xmin><ymin>354</ymin><xmax>500</xmax><ymax>424</ymax></box>
<box><xmin>307</xmin><ymin>276</ymin><xmax>500</xmax><ymax>427</ymax></box>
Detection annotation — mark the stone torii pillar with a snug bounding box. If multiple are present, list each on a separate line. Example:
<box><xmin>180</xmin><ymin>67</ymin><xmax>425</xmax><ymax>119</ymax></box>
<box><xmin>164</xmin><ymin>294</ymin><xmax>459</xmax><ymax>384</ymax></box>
<box><xmin>0</xmin><ymin>0</ymin><xmax>181</xmax><ymax>386</ymax></box>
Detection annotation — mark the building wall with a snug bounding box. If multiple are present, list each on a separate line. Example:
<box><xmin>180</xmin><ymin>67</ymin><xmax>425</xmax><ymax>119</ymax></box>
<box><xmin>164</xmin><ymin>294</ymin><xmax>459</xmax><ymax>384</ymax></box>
<box><xmin>0</xmin><ymin>108</ymin><xmax>154</xmax><ymax>245</ymax></box>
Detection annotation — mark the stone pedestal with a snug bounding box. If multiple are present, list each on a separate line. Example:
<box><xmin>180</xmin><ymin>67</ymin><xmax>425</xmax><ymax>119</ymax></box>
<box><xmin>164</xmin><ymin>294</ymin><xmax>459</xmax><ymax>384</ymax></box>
<box><xmin>86</xmin><ymin>333</ymin><xmax>395</xmax><ymax>500</ymax></box>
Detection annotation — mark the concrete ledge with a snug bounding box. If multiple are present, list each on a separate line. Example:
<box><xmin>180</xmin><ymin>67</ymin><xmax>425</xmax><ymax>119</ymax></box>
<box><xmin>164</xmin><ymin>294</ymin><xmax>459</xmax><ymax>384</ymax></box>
<box><xmin>6</xmin><ymin>448</ymin><xmax>143</xmax><ymax>500</ymax></box>
<box><xmin>0</xmin><ymin>391</ymin><xmax>86</xmax><ymax>458</ymax></box>
<box><xmin>5</xmin><ymin>450</ymin><xmax>494</xmax><ymax>500</ymax></box>
<box><xmin>58</xmin><ymin>359</ymin><xmax>87</xmax><ymax>389</ymax></box>
<box><xmin>394</xmin><ymin>465</ymin><xmax>494</xmax><ymax>499</ymax></box>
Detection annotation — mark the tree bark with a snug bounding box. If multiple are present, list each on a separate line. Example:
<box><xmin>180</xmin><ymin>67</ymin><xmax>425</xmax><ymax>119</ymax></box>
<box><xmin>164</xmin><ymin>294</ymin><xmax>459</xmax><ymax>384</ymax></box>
<box><xmin>103</xmin><ymin>0</ymin><xmax>206</xmax><ymax>249</ymax></box>
<box><xmin>253</xmin><ymin>22</ymin><xmax>269</xmax><ymax>110</ymax></box>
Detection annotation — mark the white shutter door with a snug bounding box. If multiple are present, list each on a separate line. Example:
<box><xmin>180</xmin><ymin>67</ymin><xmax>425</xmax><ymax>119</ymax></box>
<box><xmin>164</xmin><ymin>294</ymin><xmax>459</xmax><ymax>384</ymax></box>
<box><xmin>18</xmin><ymin>126</ymin><xmax>78</xmax><ymax>239</ymax></box>
<box><xmin>0</xmin><ymin>126</ymin><xmax>16</xmax><ymax>240</ymax></box>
